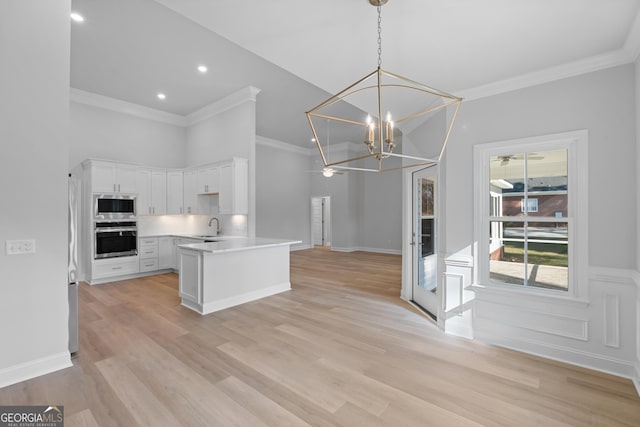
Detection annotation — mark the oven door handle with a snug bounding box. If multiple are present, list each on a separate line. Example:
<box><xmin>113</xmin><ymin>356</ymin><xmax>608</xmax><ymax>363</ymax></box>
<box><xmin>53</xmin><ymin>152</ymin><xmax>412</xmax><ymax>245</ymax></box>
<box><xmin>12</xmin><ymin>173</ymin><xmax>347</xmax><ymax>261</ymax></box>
<box><xmin>95</xmin><ymin>228</ymin><xmax>137</xmax><ymax>233</ymax></box>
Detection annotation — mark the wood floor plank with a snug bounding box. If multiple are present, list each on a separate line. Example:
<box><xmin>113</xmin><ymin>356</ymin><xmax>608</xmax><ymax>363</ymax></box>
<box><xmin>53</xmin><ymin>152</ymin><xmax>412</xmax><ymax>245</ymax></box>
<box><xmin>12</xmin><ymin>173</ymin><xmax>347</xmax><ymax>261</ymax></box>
<box><xmin>95</xmin><ymin>357</ymin><xmax>182</xmax><ymax>426</ymax></box>
<box><xmin>0</xmin><ymin>248</ymin><xmax>638</xmax><ymax>426</ymax></box>
<box><xmin>216</xmin><ymin>376</ymin><xmax>313</xmax><ymax>427</ymax></box>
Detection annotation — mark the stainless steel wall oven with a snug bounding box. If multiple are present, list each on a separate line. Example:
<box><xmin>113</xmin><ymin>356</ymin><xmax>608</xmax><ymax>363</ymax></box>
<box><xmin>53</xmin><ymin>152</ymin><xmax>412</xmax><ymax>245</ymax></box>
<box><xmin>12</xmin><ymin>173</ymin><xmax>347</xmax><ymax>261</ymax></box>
<box><xmin>94</xmin><ymin>221</ymin><xmax>137</xmax><ymax>259</ymax></box>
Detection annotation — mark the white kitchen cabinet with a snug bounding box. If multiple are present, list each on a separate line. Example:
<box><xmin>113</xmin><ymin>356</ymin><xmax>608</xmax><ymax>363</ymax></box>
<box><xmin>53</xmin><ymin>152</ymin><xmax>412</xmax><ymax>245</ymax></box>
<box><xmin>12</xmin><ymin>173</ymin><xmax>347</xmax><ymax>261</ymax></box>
<box><xmin>173</xmin><ymin>237</ymin><xmax>203</xmax><ymax>271</ymax></box>
<box><xmin>92</xmin><ymin>257</ymin><xmax>139</xmax><ymax>281</ymax></box>
<box><xmin>137</xmin><ymin>169</ymin><xmax>167</xmax><ymax>215</ymax></box>
<box><xmin>196</xmin><ymin>166</ymin><xmax>219</xmax><ymax>194</ymax></box>
<box><xmin>219</xmin><ymin>158</ymin><xmax>248</xmax><ymax>214</ymax></box>
<box><xmin>179</xmin><ymin>249</ymin><xmax>201</xmax><ymax>305</ymax></box>
<box><xmin>90</xmin><ymin>161</ymin><xmax>138</xmax><ymax>194</ymax></box>
<box><xmin>139</xmin><ymin>237</ymin><xmax>159</xmax><ymax>272</ymax></box>
<box><xmin>159</xmin><ymin>237</ymin><xmax>173</xmax><ymax>269</ymax></box>
<box><xmin>183</xmin><ymin>170</ymin><xmax>198</xmax><ymax>214</ymax></box>
<box><xmin>151</xmin><ymin>171</ymin><xmax>167</xmax><ymax>215</ymax></box>
<box><xmin>166</xmin><ymin>171</ymin><xmax>184</xmax><ymax>214</ymax></box>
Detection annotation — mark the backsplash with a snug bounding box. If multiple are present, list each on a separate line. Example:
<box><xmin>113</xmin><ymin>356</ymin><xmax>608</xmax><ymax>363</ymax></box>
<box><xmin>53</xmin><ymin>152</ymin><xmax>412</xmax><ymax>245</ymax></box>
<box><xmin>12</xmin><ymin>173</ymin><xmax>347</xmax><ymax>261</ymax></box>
<box><xmin>137</xmin><ymin>214</ymin><xmax>247</xmax><ymax>237</ymax></box>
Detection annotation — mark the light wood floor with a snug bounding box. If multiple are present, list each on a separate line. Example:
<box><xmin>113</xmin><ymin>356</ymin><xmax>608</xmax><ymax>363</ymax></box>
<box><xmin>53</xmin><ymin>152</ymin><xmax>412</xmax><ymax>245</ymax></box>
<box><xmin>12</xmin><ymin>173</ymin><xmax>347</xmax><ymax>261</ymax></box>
<box><xmin>1</xmin><ymin>248</ymin><xmax>639</xmax><ymax>426</ymax></box>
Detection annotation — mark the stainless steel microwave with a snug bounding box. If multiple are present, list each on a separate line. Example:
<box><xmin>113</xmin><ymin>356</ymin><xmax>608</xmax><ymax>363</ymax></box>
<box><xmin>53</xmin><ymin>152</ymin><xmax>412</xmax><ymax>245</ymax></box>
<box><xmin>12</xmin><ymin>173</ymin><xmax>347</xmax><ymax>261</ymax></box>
<box><xmin>94</xmin><ymin>194</ymin><xmax>136</xmax><ymax>220</ymax></box>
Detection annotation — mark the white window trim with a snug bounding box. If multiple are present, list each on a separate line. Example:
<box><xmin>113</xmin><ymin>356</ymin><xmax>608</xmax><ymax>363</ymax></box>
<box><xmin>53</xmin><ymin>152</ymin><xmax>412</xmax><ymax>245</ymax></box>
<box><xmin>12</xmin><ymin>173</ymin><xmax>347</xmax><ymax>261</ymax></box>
<box><xmin>473</xmin><ymin>130</ymin><xmax>589</xmax><ymax>302</ymax></box>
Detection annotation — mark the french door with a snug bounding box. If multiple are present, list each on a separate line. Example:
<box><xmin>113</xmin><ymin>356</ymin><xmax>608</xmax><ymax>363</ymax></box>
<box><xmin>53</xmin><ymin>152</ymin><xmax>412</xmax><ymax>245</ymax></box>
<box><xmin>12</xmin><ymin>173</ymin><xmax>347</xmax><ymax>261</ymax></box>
<box><xmin>412</xmin><ymin>165</ymin><xmax>439</xmax><ymax>318</ymax></box>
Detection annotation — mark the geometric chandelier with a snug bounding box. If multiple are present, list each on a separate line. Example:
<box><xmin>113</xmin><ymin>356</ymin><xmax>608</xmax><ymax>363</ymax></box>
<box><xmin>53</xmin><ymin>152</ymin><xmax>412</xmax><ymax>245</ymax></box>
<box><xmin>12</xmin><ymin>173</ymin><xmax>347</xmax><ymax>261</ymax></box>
<box><xmin>306</xmin><ymin>0</ymin><xmax>463</xmax><ymax>173</ymax></box>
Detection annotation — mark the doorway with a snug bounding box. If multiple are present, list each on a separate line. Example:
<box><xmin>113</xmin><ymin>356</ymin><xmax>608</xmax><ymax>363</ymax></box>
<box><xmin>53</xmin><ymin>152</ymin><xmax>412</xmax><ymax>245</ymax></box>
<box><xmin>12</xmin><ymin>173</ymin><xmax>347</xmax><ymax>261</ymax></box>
<box><xmin>311</xmin><ymin>196</ymin><xmax>331</xmax><ymax>247</ymax></box>
<box><xmin>412</xmin><ymin>166</ymin><xmax>439</xmax><ymax>319</ymax></box>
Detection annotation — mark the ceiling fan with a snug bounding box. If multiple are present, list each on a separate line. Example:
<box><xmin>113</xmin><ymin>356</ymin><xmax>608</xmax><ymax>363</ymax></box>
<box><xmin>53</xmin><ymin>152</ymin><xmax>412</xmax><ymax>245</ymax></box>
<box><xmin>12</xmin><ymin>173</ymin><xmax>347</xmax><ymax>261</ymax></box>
<box><xmin>306</xmin><ymin>166</ymin><xmax>346</xmax><ymax>177</ymax></box>
<box><xmin>493</xmin><ymin>153</ymin><xmax>544</xmax><ymax>166</ymax></box>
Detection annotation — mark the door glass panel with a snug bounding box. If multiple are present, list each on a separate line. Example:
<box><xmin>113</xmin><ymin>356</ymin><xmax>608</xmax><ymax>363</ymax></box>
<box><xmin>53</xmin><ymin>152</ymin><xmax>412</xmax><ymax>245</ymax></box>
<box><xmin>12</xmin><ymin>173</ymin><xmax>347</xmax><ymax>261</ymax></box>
<box><xmin>418</xmin><ymin>177</ymin><xmax>436</xmax><ymax>292</ymax></box>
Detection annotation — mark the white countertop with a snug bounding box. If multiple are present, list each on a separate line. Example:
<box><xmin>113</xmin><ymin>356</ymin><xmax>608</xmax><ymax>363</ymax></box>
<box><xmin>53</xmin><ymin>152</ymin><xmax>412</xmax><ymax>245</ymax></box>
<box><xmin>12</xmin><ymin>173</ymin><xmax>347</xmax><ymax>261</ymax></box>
<box><xmin>178</xmin><ymin>237</ymin><xmax>302</xmax><ymax>254</ymax></box>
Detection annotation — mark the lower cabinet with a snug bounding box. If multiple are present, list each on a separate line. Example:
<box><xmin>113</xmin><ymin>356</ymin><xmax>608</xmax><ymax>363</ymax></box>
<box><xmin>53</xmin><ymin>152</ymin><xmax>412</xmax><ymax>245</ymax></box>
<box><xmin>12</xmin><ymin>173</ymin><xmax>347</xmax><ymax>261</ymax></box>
<box><xmin>173</xmin><ymin>237</ymin><xmax>204</xmax><ymax>272</ymax></box>
<box><xmin>139</xmin><ymin>237</ymin><xmax>159</xmax><ymax>272</ymax></box>
<box><xmin>140</xmin><ymin>236</ymin><xmax>174</xmax><ymax>272</ymax></box>
<box><xmin>92</xmin><ymin>257</ymin><xmax>139</xmax><ymax>281</ymax></box>
<box><xmin>178</xmin><ymin>249</ymin><xmax>201</xmax><ymax>305</ymax></box>
<box><xmin>159</xmin><ymin>237</ymin><xmax>173</xmax><ymax>269</ymax></box>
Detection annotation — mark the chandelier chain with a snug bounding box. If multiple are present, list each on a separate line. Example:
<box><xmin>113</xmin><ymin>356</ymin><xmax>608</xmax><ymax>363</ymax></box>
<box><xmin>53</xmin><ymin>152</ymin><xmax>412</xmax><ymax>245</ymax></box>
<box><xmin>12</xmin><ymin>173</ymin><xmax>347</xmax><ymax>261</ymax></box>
<box><xmin>377</xmin><ymin>5</ymin><xmax>382</xmax><ymax>68</ymax></box>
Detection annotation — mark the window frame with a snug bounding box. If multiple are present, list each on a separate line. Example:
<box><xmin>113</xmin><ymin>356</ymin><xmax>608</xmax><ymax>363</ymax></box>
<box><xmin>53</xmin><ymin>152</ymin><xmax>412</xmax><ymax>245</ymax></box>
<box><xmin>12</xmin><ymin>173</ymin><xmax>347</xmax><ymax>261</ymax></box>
<box><xmin>473</xmin><ymin>130</ymin><xmax>589</xmax><ymax>301</ymax></box>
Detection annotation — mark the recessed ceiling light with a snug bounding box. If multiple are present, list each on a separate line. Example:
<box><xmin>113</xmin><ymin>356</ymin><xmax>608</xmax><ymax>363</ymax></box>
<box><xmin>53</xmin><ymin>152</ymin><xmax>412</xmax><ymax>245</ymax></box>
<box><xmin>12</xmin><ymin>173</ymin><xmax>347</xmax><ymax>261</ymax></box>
<box><xmin>157</xmin><ymin>93</ymin><xmax>166</xmax><ymax>100</ymax></box>
<box><xmin>70</xmin><ymin>12</ymin><xmax>85</xmax><ymax>22</ymax></box>
<box><xmin>197</xmin><ymin>65</ymin><xmax>208</xmax><ymax>74</ymax></box>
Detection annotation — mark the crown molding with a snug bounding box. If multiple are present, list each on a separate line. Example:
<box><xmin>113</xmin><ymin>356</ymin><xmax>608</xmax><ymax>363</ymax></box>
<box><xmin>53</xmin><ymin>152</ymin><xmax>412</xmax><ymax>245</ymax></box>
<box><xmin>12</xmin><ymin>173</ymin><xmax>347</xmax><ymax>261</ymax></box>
<box><xmin>458</xmin><ymin>48</ymin><xmax>634</xmax><ymax>102</ymax></box>
<box><xmin>624</xmin><ymin>9</ymin><xmax>640</xmax><ymax>63</ymax></box>
<box><xmin>186</xmin><ymin>86</ymin><xmax>261</xmax><ymax>126</ymax></box>
<box><xmin>256</xmin><ymin>135</ymin><xmax>314</xmax><ymax>156</ymax></box>
<box><xmin>456</xmin><ymin>8</ymin><xmax>640</xmax><ymax>102</ymax></box>
<box><xmin>70</xmin><ymin>88</ymin><xmax>187</xmax><ymax>126</ymax></box>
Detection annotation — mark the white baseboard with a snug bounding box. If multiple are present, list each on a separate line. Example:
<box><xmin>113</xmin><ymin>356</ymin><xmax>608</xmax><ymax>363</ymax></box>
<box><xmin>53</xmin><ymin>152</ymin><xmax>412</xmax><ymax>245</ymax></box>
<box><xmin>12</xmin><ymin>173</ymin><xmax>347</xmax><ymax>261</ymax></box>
<box><xmin>476</xmin><ymin>331</ymin><xmax>638</xmax><ymax>382</ymax></box>
<box><xmin>183</xmin><ymin>282</ymin><xmax>291</xmax><ymax>315</ymax></box>
<box><xmin>0</xmin><ymin>352</ymin><xmax>72</xmax><ymax>389</ymax></box>
<box><xmin>291</xmin><ymin>243</ymin><xmax>312</xmax><ymax>251</ymax></box>
<box><xmin>634</xmin><ymin>361</ymin><xmax>640</xmax><ymax>396</ymax></box>
<box><xmin>88</xmin><ymin>269</ymin><xmax>174</xmax><ymax>285</ymax></box>
<box><xmin>330</xmin><ymin>246</ymin><xmax>401</xmax><ymax>255</ymax></box>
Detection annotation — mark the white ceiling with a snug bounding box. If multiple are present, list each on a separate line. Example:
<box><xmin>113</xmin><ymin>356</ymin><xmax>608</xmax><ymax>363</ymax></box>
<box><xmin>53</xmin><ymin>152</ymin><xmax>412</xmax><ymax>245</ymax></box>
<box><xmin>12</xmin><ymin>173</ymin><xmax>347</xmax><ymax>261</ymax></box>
<box><xmin>70</xmin><ymin>0</ymin><xmax>640</xmax><ymax>147</ymax></box>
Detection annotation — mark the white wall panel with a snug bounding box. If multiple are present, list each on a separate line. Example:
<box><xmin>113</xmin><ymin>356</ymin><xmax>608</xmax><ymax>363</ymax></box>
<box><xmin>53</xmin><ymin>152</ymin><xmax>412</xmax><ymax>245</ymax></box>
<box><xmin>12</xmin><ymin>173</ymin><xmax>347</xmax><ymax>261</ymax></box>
<box><xmin>0</xmin><ymin>0</ymin><xmax>72</xmax><ymax>386</ymax></box>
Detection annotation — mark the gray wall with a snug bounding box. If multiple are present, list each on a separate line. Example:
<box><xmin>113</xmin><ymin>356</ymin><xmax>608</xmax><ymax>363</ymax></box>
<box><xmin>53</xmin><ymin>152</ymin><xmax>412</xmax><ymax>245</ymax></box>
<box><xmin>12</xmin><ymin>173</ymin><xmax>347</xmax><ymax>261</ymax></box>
<box><xmin>445</xmin><ymin>64</ymin><xmax>636</xmax><ymax>269</ymax></box>
<box><xmin>0</xmin><ymin>0</ymin><xmax>71</xmax><ymax>378</ymax></box>
<box><xmin>70</xmin><ymin>102</ymin><xmax>187</xmax><ymax>169</ymax></box>
<box><xmin>186</xmin><ymin>102</ymin><xmax>255</xmax><ymax>165</ymax></box>
<box><xmin>310</xmin><ymin>152</ymin><xmax>402</xmax><ymax>253</ymax></box>
<box><xmin>359</xmin><ymin>168</ymin><xmax>402</xmax><ymax>252</ymax></box>
<box><xmin>255</xmin><ymin>142</ymin><xmax>311</xmax><ymax>249</ymax></box>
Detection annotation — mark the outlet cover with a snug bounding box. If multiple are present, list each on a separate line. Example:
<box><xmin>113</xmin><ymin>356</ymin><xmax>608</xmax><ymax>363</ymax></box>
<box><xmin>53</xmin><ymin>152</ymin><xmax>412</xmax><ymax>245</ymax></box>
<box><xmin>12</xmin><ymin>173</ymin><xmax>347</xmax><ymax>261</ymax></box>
<box><xmin>6</xmin><ymin>239</ymin><xmax>36</xmax><ymax>255</ymax></box>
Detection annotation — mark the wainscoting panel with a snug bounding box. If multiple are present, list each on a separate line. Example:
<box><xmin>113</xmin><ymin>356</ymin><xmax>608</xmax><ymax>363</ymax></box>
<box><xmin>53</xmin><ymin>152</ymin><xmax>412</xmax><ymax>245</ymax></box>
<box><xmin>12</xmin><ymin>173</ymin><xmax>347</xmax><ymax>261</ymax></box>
<box><xmin>604</xmin><ymin>293</ymin><xmax>620</xmax><ymax>348</ymax></box>
<box><xmin>473</xmin><ymin>267</ymin><xmax>638</xmax><ymax>381</ymax></box>
<box><xmin>474</xmin><ymin>299</ymin><xmax>588</xmax><ymax>341</ymax></box>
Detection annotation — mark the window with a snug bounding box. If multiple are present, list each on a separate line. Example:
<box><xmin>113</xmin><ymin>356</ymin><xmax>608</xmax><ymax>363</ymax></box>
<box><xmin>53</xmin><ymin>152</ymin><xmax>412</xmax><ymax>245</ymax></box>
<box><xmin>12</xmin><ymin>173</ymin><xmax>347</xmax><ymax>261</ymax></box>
<box><xmin>474</xmin><ymin>130</ymin><xmax>588</xmax><ymax>298</ymax></box>
<box><xmin>520</xmin><ymin>198</ymin><xmax>538</xmax><ymax>213</ymax></box>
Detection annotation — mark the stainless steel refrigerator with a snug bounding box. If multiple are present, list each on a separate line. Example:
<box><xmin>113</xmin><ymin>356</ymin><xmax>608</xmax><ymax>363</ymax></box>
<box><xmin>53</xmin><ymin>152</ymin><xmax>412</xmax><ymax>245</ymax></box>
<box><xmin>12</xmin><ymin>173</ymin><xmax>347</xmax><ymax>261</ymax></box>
<box><xmin>68</xmin><ymin>173</ymin><xmax>79</xmax><ymax>354</ymax></box>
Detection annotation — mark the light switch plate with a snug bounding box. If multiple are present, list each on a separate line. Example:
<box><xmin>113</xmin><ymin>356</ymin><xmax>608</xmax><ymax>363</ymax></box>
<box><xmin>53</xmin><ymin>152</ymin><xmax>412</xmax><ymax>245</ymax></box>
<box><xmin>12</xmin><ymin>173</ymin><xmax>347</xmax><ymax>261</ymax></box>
<box><xmin>6</xmin><ymin>239</ymin><xmax>36</xmax><ymax>255</ymax></box>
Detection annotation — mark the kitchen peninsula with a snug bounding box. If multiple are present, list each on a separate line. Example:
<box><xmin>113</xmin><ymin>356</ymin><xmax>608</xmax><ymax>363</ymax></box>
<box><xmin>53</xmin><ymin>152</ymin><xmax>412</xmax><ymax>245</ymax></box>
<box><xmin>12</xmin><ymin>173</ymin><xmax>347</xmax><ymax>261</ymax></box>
<box><xmin>178</xmin><ymin>237</ymin><xmax>301</xmax><ymax>315</ymax></box>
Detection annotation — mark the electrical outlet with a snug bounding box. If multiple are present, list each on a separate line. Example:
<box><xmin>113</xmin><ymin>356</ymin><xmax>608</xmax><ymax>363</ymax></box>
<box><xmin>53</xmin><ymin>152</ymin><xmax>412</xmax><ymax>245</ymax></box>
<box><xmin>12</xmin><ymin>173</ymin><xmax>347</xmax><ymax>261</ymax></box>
<box><xmin>6</xmin><ymin>239</ymin><xmax>36</xmax><ymax>255</ymax></box>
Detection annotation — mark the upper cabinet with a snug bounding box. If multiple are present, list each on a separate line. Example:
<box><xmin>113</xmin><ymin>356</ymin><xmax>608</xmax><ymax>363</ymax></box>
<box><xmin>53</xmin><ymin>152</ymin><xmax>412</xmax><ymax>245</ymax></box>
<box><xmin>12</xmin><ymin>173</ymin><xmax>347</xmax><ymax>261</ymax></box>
<box><xmin>83</xmin><ymin>158</ymin><xmax>248</xmax><ymax>216</ymax></box>
<box><xmin>219</xmin><ymin>158</ymin><xmax>248</xmax><ymax>214</ymax></box>
<box><xmin>90</xmin><ymin>161</ymin><xmax>137</xmax><ymax>194</ymax></box>
<box><xmin>196</xmin><ymin>166</ymin><xmax>219</xmax><ymax>194</ymax></box>
<box><xmin>183</xmin><ymin>170</ymin><xmax>198</xmax><ymax>214</ymax></box>
<box><xmin>137</xmin><ymin>169</ymin><xmax>167</xmax><ymax>215</ymax></box>
<box><xmin>166</xmin><ymin>171</ymin><xmax>184</xmax><ymax>215</ymax></box>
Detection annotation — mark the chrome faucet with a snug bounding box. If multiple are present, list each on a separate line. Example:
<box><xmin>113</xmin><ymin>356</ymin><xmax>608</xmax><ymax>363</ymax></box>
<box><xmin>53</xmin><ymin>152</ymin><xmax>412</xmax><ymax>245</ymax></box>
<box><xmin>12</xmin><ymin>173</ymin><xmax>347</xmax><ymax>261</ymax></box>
<box><xmin>208</xmin><ymin>217</ymin><xmax>221</xmax><ymax>234</ymax></box>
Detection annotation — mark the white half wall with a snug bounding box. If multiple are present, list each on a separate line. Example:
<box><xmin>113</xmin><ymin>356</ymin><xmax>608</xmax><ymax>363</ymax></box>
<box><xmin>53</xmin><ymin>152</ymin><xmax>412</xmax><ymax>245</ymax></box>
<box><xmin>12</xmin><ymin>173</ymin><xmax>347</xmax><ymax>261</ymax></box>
<box><xmin>0</xmin><ymin>0</ymin><xmax>73</xmax><ymax>387</ymax></box>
